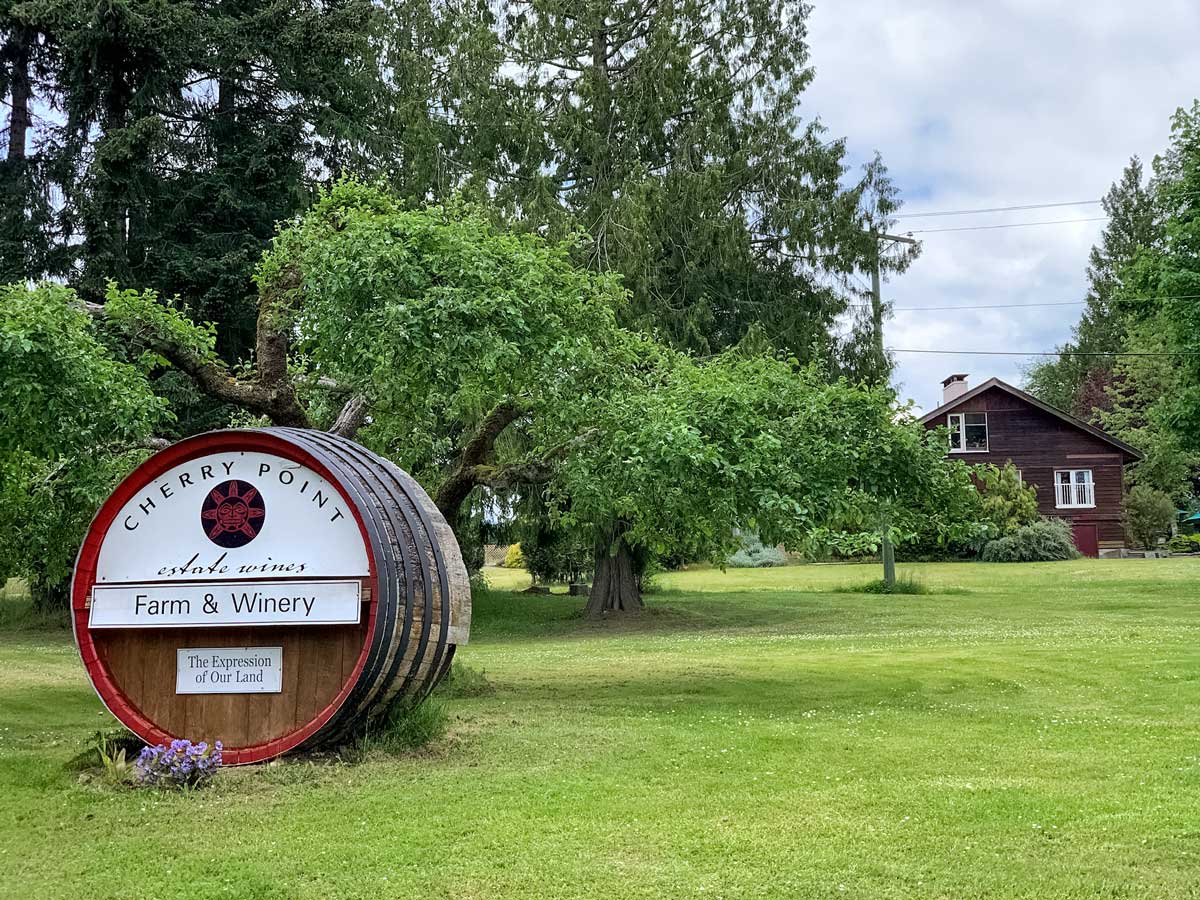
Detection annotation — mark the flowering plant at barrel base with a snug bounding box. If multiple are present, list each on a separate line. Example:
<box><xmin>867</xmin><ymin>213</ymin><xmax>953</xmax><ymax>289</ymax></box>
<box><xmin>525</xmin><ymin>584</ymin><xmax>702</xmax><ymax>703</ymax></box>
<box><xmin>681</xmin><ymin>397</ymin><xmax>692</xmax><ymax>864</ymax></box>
<box><xmin>72</xmin><ymin>429</ymin><xmax>471</xmax><ymax>765</ymax></box>
<box><xmin>136</xmin><ymin>740</ymin><xmax>223</xmax><ymax>788</ymax></box>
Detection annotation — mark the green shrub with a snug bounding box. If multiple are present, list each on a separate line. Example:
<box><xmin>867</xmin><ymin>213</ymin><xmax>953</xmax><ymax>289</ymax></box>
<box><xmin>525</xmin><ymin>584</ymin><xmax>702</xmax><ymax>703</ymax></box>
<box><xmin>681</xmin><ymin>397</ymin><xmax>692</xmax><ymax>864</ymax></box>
<box><xmin>726</xmin><ymin>534</ymin><xmax>787</xmax><ymax>568</ymax></box>
<box><xmin>501</xmin><ymin>543</ymin><xmax>525</xmax><ymax>570</ymax></box>
<box><xmin>65</xmin><ymin>728</ymin><xmax>145</xmax><ymax>776</ymax></box>
<box><xmin>894</xmin><ymin>540</ymin><xmax>977</xmax><ymax>563</ymax></box>
<box><xmin>901</xmin><ymin>461</ymin><xmax>1034</xmax><ymax>562</ymax></box>
<box><xmin>976</xmin><ymin>461</ymin><xmax>1040</xmax><ymax>535</ymax></box>
<box><xmin>981</xmin><ymin>517</ymin><xmax>1080</xmax><ymax>562</ymax></box>
<box><xmin>1125</xmin><ymin>485</ymin><xmax>1176</xmax><ymax>549</ymax></box>
<box><xmin>1167</xmin><ymin>533</ymin><xmax>1200</xmax><ymax>553</ymax></box>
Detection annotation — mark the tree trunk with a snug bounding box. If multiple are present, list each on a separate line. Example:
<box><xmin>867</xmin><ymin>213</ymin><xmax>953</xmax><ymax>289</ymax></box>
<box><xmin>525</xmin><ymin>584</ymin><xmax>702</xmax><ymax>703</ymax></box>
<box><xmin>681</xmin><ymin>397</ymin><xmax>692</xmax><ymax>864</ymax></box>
<box><xmin>6</xmin><ymin>27</ymin><xmax>32</xmax><ymax>163</ymax></box>
<box><xmin>584</xmin><ymin>22</ymin><xmax>613</xmax><ymax>267</ymax></box>
<box><xmin>1</xmin><ymin>26</ymin><xmax>37</xmax><ymax>281</ymax></box>
<box><xmin>585</xmin><ymin>530</ymin><xmax>643</xmax><ymax>617</ymax></box>
<box><xmin>433</xmin><ymin>470</ymin><xmax>476</xmax><ymax>537</ymax></box>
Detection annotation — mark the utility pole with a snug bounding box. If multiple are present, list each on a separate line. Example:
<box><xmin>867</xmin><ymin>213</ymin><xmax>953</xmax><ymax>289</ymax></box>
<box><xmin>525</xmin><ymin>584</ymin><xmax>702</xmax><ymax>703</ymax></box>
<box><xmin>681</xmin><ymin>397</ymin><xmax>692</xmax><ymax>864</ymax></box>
<box><xmin>870</xmin><ymin>230</ymin><xmax>918</xmax><ymax>588</ymax></box>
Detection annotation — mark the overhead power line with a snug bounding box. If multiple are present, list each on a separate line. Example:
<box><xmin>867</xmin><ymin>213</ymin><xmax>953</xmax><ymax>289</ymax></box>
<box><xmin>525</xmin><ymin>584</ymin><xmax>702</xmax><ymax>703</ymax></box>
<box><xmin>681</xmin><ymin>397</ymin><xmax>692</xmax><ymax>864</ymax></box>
<box><xmin>887</xmin><ymin>348</ymin><xmax>1200</xmax><ymax>358</ymax></box>
<box><xmin>850</xmin><ymin>300</ymin><xmax>1085</xmax><ymax>312</ymax></box>
<box><xmin>847</xmin><ymin>293</ymin><xmax>1200</xmax><ymax>313</ymax></box>
<box><xmin>895</xmin><ymin>190</ymin><xmax>1200</xmax><ymax>220</ymax></box>
<box><xmin>906</xmin><ymin>216</ymin><xmax>1109</xmax><ymax>235</ymax></box>
<box><xmin>890</xmin><ymin>300</ymin><xmax>1084</xmax><ymax>311</ymax></box>
<box><xmin>896</xmin><ymin>199</ymin><xmax>1103</xmax><ymax>219</ymax></box>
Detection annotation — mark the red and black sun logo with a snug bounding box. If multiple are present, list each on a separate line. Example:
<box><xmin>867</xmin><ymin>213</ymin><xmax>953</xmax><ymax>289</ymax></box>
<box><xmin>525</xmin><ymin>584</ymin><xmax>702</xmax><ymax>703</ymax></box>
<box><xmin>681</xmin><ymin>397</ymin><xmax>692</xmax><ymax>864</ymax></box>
<box><xmin>200</xmin><ymin>480</ymin><xmax>266</xmax><ymax>548</ymax></box>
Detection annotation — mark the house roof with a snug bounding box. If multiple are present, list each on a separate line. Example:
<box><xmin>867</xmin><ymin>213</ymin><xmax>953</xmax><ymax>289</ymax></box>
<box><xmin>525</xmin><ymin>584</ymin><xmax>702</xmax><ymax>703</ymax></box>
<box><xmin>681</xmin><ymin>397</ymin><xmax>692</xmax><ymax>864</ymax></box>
<box><xmin>919</xmin><ymin>377</ymin><xmax>1144</xmax><ymax>462</ymax></box>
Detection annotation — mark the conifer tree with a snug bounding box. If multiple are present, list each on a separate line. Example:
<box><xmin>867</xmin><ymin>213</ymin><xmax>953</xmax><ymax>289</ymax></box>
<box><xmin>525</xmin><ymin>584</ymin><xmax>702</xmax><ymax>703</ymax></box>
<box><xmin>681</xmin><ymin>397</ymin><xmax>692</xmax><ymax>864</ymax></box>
<box><xmin>486</xmin><ymin>0</ymin><xmax>914</xmax><ymax>367</ymax></box>
<box><xmin>1025</xmin><ymin>157</ymin><xmax>1161</xmax><ymax>418</ymax></box>
<box><xmin>0</xmin><ymin>8</ymin><xmax>62</xmax><ymax>282</ymax></box>
<box><xmin>1</xmin><ymin>1</ymin><xmax>470</xmax><ymax>358</ymax></box>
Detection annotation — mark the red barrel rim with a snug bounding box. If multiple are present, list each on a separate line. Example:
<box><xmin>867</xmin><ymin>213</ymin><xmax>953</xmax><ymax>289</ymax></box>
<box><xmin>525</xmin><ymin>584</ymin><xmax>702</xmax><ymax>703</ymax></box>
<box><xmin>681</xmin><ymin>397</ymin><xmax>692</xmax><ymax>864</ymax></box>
<box><xmin>71</xmin><ymin>430</ymin><xmax>380</xmax><ymax>765</ymax></box>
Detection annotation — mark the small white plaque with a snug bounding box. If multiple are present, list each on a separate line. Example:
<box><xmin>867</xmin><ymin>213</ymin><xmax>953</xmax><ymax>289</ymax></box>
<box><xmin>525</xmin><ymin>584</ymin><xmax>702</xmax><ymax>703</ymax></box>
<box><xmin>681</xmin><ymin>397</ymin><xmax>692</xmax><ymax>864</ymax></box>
<box><xmin>89</xmin><ymin>580</ymin><xmax>361</xmax><ymax>628</ymax></box>
<box><xmin>177</xmin><ymin>647</ymin><xmax>283</xmax><ymax>694</ymax></box>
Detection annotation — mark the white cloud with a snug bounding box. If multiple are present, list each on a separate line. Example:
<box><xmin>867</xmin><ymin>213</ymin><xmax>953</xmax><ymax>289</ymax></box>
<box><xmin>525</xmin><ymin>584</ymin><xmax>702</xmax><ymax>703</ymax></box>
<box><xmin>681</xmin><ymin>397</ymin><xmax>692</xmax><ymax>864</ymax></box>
<box><xmin>801</xmin><ymin>0</ymin><xmax>1199</xmax><ymax>412</ymax></box>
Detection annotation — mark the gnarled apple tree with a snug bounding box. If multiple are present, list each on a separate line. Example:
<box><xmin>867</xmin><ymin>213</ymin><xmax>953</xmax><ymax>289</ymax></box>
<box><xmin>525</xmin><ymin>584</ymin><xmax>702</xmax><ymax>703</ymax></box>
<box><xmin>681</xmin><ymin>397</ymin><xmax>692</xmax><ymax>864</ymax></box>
<box><xmin>546</xmin><ymin>351</ymin><xmax>979</xmax><ymax>616</ymax></box>
<box><xmin>95</xmin><ymin>180</ymin><xmax>634</xmax><ymax>536</ymax></box>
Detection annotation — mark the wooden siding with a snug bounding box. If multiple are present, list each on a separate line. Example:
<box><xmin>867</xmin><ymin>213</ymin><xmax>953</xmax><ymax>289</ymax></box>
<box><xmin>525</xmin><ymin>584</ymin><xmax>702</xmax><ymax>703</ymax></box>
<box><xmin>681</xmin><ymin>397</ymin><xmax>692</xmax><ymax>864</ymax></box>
<box><xmin>925</xmin><ymin>385</ymin><xmax>1129</xmax><ymax>545</ymax></box>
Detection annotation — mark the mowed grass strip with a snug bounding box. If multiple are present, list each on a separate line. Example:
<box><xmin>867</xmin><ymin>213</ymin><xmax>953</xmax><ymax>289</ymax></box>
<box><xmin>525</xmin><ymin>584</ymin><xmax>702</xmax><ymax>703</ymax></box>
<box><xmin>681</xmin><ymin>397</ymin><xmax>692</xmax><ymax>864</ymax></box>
<box><xmin>0</xmin><ymin>560</ymin><xmax>1198</xmax><ymax>899</ymax></box>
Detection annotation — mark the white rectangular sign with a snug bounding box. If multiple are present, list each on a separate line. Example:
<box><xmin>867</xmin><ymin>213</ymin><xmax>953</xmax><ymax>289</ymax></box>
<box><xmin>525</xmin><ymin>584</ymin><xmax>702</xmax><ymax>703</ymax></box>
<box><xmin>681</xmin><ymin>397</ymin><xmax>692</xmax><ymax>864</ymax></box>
<box><xmin>89</xmin><ymin>580</ymin><xmax>361</xmax><ymax>628</ymax></box>
<box><xmin>177</xmin><ymin>647</ymin><xmax>283</xmax><ymax>694</ymax></box>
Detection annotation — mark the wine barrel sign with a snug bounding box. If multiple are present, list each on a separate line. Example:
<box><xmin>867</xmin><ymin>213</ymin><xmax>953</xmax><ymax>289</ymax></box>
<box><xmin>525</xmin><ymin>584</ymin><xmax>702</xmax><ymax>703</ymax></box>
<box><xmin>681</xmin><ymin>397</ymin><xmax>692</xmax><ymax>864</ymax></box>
<box><xmin>71</xmin><ymin>429</ymin><xmax>470</xmax><ymax>764</ymax></box>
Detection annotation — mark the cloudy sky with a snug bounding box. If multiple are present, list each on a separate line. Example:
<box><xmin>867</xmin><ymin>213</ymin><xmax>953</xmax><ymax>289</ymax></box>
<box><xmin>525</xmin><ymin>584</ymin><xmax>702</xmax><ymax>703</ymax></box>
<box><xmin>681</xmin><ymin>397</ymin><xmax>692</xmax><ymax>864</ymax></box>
<box><xmin>800</xmin><ymin>0</ymin><xmax>1199</xmax><ymax>412</ymax></box>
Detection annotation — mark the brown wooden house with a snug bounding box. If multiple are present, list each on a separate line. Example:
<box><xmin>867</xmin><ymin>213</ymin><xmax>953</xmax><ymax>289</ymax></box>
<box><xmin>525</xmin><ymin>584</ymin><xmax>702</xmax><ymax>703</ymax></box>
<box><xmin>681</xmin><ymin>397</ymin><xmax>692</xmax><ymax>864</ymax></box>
<box><xmin>920</xmin><ymin>375</ymin><xmax>1143</xmax><ymax>556</ymax></box>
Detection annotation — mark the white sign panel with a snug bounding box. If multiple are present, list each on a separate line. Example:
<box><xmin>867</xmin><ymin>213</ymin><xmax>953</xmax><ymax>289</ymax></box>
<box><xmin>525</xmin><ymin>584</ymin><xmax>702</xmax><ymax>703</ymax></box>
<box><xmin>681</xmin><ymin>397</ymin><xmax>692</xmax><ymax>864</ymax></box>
<box><xmin>95</xmin><ymin>451</ymin><xmax>370</xmax><ymax>585</ymax></box>
<box><xmin>89</xmin><ymin>580</ymin><xmax>361</xmax><ymax>628</ymax></box>
<box><xmin>177</xmin><ymin>647</ymin><xmax>283</xmax><ymax>694</ymax></box>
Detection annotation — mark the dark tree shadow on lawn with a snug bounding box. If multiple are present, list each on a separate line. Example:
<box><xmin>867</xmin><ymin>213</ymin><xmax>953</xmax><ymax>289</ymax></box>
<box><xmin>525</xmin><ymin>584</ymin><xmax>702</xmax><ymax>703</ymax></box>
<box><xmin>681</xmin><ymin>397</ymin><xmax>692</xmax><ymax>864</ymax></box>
<box><xmin>469</xmin><ymin>587</ymin><xmax>971</xmax><ymax>646</ymax></box>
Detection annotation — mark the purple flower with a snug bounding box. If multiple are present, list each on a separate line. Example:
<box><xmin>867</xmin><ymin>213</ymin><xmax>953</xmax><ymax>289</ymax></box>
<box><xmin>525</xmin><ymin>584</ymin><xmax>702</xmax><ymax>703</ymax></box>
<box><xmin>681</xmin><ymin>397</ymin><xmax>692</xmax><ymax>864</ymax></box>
<box><xmin>134</xmin><ymin>737</ymin><xmax>222</xmax><ymax>789</ymax></box>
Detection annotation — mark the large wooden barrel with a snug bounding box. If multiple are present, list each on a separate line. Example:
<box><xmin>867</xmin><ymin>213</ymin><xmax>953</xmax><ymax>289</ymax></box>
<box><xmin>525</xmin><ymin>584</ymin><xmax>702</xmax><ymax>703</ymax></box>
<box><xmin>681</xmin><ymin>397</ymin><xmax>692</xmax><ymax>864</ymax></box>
<box><xmin>71</xmin><ymin>429</ymin><xmax>470</xmax><ymax>764</ymax></box>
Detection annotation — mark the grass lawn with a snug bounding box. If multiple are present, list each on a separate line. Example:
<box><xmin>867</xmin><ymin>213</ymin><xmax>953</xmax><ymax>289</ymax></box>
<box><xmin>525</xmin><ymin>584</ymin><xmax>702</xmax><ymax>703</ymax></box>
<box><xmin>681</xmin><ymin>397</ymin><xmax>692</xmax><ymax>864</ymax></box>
<box><xmin>1</xmin><ymin>559</ymin><xmax>1198</xmax><ymax>899</ymax></box>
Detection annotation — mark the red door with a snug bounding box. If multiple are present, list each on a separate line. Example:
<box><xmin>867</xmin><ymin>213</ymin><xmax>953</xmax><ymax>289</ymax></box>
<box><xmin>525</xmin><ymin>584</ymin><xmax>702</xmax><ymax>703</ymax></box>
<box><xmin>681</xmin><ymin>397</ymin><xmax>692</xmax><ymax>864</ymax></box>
<box><xmin>1072</xmin><ymin>523</ymin><xmax>1099</xmax><ymax>557</ymax></box>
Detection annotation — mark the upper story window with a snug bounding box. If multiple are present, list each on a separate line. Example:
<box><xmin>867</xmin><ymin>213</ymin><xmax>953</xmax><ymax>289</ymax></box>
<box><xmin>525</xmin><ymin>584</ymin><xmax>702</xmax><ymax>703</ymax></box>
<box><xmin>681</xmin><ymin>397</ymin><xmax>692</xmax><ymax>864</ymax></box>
<box><xmin>1055</xmin><ymin>469</ymin><xmax>1095</xmax><ymax>508</ymax></box>
<box><xmin>948</xmin><ymin>412</ymin><xmax>988</xmax><ymax>452</ymax></box>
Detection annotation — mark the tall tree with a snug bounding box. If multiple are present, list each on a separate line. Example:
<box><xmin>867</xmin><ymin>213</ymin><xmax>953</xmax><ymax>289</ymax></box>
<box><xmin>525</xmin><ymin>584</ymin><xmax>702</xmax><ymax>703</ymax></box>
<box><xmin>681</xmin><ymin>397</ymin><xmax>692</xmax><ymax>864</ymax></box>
<box><xmin>1099</xmin><ymin>319</ymin><xmax>1196</xmax><ymax>501</ymax></box>
<box><xmin>1138</xmin><ymin>101</ymin><xmax>1200</xmax><ymax>452</ymax></box>
<box><xmin>2</xmin><ymin>1</ymin><xmax>475</xmax><ymax>359</ymax></box>
<box><xmin>53</xmin><ymin>0</ymin><xmax>199</xmax><ymax>302</ymax></box>
<box><xmin>50</xmin><ymin>0</ymin><xmax>398</xmax><ymax>358</ymax></box>
<box><xmin>1025</xmin><ymin>157</ymin><xmax>1161</xmax><ymax>418</ymax></box>
<box><xmin>486</xmin><ymin>0</ymin><xmax>914</xmax><ymax>369</ymax></box>
<box><xmin>6</xmin><ymin>0</ymin><xmax>910</xmax><ymax>378</ymax></box>
<box><xmin>1051</xmin><ymin>102</ymin><xmax>1200</xmax><ymax>502</ymax></box>
<box><xmin>1081</xmin><ymin>158</ymin><xmax>1161</xmax><ymax>342</ymax></box>
<box><xmin>0</xmin><ymin>6</ymin><xmax>62</xmax><ymax>281</ymax></box>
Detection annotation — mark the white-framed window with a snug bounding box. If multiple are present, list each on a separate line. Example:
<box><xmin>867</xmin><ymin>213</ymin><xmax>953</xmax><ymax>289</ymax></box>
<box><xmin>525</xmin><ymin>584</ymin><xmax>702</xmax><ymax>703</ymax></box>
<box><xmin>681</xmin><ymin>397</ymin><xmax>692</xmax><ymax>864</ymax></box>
<box><xmin>1055</xmin><ymin>469</ymin><xmax>1095</xmax><ymax>508</ymax></box>
<box><xmin>948</xmin><ymin>412</ymin><xmax>988</xmax><ymax>452</ymax></box>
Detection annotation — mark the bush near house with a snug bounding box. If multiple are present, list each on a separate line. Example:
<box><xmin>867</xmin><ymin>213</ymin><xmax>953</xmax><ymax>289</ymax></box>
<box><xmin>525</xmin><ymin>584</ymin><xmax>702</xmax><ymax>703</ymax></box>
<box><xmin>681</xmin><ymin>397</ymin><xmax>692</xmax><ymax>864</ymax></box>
<box><xmin>1125</xmin><ymin>485</ymin><xmax>1176</xmax><ymax>550</ymax></box>
<box><xmin>976</xmin><ymin>461</ymin><xmax>1040</xmax><ymax>536</ymax></box>
<box><xmin>896</xmin><ymin>462</ymin><xmax>1034</xmax><ymax>563</ymax></box>
<box><xmin>1167</xmin><ymin>533</ymin><xmax>1200</xmax><ymax>553</ymax></box>
<box><xmin>981</xmin><ymin>517</ymin><xmax>1080</xmax><ymax>562</ymax></box>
